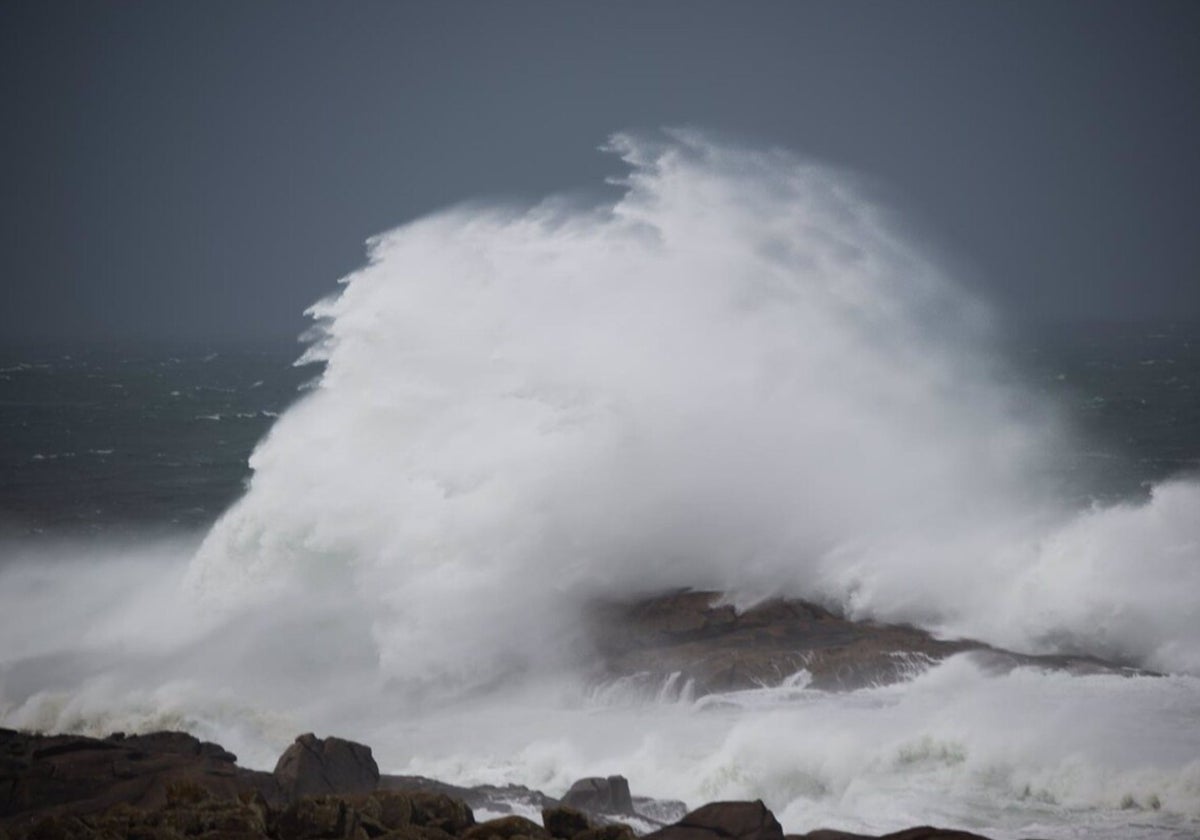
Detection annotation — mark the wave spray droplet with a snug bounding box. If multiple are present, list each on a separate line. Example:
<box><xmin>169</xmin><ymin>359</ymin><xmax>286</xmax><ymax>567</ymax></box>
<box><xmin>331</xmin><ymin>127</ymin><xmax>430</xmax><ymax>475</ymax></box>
<box><xmin>5</xmin><ymin>131</ymin><xmax>1200</xmax><ymax>839</ymax></box>
<box><xmin>190</xmin><ymin>130</ymin><xmax>1200</xmax><ymax>687</ymax></box>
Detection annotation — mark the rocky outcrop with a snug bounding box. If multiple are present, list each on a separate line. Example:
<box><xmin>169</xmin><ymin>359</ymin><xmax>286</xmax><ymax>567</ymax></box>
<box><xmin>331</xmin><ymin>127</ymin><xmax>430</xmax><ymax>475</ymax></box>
<box><xmin>543</xmin><ymin>805</ymin><xmax>592</xmax><ymax>838</ymax></box>
<box><xmin>644</xmin><ymin>800</ymin><xmax>782</xmax><ymax>840</ymax></box>
<box><xmin>0</xmin><ymin>726</ymin><xmax>282</xmax><ymax>818</ymax></box>
<box><xmin>590</xmin><ymin>589</ymin><xmax>1136</xmax><ymax>694</ymax></box>
<box><xmin>6</xmin><ymin>782</ymin><xmax>473</xmax><ymax>840</ymax></box>
<box><xmin>789</xmin><ymin>828</ymin><xmax>993</xmax><ymax>840</ymax></box>
<box><xmin>275</xmin><ymin>733</ymin><xmax>380</xmax><ymax>798</ymax></box>
<box><xmin>380</xmin><ymin>773</ymin><xmax>561</xmax><ymax>819</ymax></box>
<box><xmin>464</xmin><ymin>814</ymin><xmax>552</xmax><ymax>840</ymax></box>
<box><xmin>561</xmin><ymin>776</ymin><xmax>634</xmax><ymax>817</ymax></box>
<box><xmin>0</xmin><ymin>728</ymin><xmax>1010</xmax><ymax>840</ymax></box>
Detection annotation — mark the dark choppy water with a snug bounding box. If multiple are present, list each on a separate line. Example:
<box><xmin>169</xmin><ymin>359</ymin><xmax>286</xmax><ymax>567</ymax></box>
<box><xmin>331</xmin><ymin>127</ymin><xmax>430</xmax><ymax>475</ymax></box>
<box><xmin>0</xmin><ymin>341</ymin><xmax>311</xmax><ymax>537</ymax></box>
<box><xmin>1016</xmin><ymin>321</ymin><xmax>1200</xmax><ymax>501</ymax></box>
<box><xmin>1</xmin><ymin>322</ymin><xmax>1197</xmax><ymax>540</ymax></box>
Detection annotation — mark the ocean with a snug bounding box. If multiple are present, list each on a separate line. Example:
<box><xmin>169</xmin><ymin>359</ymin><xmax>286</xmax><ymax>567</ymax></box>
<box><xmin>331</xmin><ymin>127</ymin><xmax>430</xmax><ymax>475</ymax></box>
<box><xmin>2</xmin><ymin>134</ymin><xmax>1199</xmax><ymax>839</ymax></box>
<box><xmin>3</xmin><ymin>323</ymin><xmax>1197</xmax><ymax>540</ymax></box>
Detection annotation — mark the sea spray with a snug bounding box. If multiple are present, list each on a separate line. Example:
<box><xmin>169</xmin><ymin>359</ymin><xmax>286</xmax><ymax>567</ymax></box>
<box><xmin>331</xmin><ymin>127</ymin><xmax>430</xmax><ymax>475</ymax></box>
<box><xmin>190</xmin><ymin>130</ymin><xmax>1198</xmax><ymax>682</ymax></box>
<box><xmin>3</xmin><ymin>131</ymin><xmax>1199</xmax><ymax>839</ymax></box>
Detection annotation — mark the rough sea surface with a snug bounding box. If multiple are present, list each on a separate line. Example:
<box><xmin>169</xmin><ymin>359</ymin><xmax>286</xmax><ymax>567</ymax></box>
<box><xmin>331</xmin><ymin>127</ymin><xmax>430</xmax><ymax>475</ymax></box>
<box><xmin>3</xmin><ymin>323</ymin><xmax>1196</xmax><ymax>540</ymax></box>
<box><xmin>2</xmin><ymin>135</ymin><xmax>1199</xmax><ymax>840</ymax></box>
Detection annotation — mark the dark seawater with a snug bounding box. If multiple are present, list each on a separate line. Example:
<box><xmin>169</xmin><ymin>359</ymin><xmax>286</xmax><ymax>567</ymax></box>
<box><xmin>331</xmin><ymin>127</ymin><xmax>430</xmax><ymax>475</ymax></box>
<box><xmin>0</xmin><ymin>340</ymin><xmax>311</xmax><ymax>539</ymax></box>
<box><xmin>1014</xmin><ymin>320</ymin><xmax>1200</xmax><ymax>503</ymax></box>
<box><xmin>1</xmin><ymin>322</ymin><xmax>1197</xmax><ymax>541</ymax></box>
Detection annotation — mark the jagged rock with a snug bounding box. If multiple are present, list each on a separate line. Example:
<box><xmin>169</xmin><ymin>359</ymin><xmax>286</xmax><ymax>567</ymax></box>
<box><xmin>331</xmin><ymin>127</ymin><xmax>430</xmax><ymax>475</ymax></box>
<box><xmin>0</xmin><ymin>727</ymin><xmax>279</xmax><ymax>821</ymax></box>
<box><xmin>542</xmin><ymin>805</ymin><xmax>591</xmax><ymax>838</ymax></box>
<box><xmin>589</xmin><ymin>590</ymin><xmax>1136</xmax><ymax>695</ymax></box>
<box><xmin>645</xmin><ymin>800</ymin><xmax>783</xmax><ymax>840</ymax></box>
<box><xmin>788</xmin><ymin>826</ymin><xmax>995</xmax><ymax>840</ymax></box>
<box><xmin>0</xmin><ymin>729</ymin><xmax>1007</xmax><ymax>840</ymax></box>
<box><xmin>381</xmin><ymin>775</ymin><xmax>557</xmax><ymax>818</ymax></box>
<box><xmin>274</xmin><ymin>734</ymin><xmax>380</xmax><ymax>799</ymax></box>
<box><xmin>357</xmin><ymin>790</ymin><xmax>415</xmax><ymax>830</ymax></box>
<box><xmin>574</xmin><ymin>826</ymin><xmax>636</xmax><ymax>840</ymax></box>
<box><xmin>407</xmin><ymin>791</ymin><xmax>475</xmax><ymax>834</ymax></box>
<box><xmin>561</xmin><ymin>777</ymin><xmax>633</xmax><ymax>816</ymax></box>
<box><xmin>275</xmin><ymin>795</ymin><xmax>365</xmax><ymax>840</ymax></box>
<box><xmin>879</xmin><ymin>829</ymin><xmax>993</xmax><ymax>840</ymax></box>
<box><xmin>463</xmin><ymin>814</ymin><xmax>551</xmax><ymax>840</ymax></box>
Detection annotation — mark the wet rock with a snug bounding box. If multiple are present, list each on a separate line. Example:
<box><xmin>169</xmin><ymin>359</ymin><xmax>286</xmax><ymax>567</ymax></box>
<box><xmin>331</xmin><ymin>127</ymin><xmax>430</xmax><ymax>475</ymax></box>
<box><xmin>789</xmin><ymin>828</ymin><xmax>995</xmax><ymax>840</ymax></box>
<box><xmin>358</xmin><ymin>790</ymin><xmax>415</xmax><ymax>830</ymax></box>
<box><xmin>573</xmin><ymin>826</ymin><xmax>636</xmax><ymax>840</ymax></box>
<box><xmin>381</xmin><ymin>776</ymin><xmax>556</xmax><ymax>821</ymax></box>
<box><xmin>275</xmin><ymin>795</ymin><xmax>364</xmax><ymax>840</ymax></box>
<box><xmin>878</xmin><ymin>829</ymin><xmax>994</xmax><ymax>840</ymax></box>
<box><xmin>407</xmin><ymin>791</ymin><xmax>475</xmax><ymax>834</ymax></box>
<box><xmin>590</xmin><ymin>590</ymin><xmax>1138</xmax><ymax>695</ymax></box>
<box><xmin>561</xmin><ymin>777</ymin><xmax>633</xmax><ymax>816</ymax></box>
<box><xmin>0</xmin><ymin>727</ymin><xmax>1014</xmax><ymax>840</ymax></box>
<box><xmin>542</xmin><ymin>805</ymin><xmax>591</xmax><ymax>838</ymax></box>
<box><xmin>462</xmin><ymin>814</ymin><xmax>551</xmax><ymax>840</ymax></box>
<box><xmin>274</xmin><ymin>734</ymin><xmax>380</xmax><ymax>800</ymax></box>
<box><xmin>0</xmin><ymin>727</ymin><xmax>279</xmax><ymax>820</ymax></box>
<box><xmin>645</xmin><ymin>800</ymin><xmax>782</xmax><ymax>840</ymax></box>
<box><xmin>631</xmin><ymin>797</ymin><xmax>687</xmax><ymax>826</ymax></box>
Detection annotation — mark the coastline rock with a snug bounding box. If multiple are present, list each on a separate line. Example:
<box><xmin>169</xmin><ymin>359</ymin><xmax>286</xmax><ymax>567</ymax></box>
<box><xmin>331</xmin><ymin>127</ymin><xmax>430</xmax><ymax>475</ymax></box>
<box><xmin>464</xmin><ymin>814</ymin><xmax>552</xmax><ymax>840</ymax></box>
<box><xmin>645</xmin><ymin>800</ymin><xmax>782</xmax><ymax>840</ymax></box>
<box><xmin>789</xmin><ymin>829</ymin><xmax>993</xmax><ymax>840</ymax></box>
<box><xmin>562</xmin><ymin>776</ymin><xmax>634</xmax><ymax>816</ymax></box>
<box><xmin>0</xmin><ymin>726</ymin><xmax>280</xmax><ymax>819</ymax></box>
<box><xmin>575</xmin><ymin>825</ymin><xmax>637</xmax><ymax>840</ymax></box>
<box><xmin>381</xmin><ymin>774</ymin><xmax>557</xmax><ymax>818</ymax></box>
<box><xmin>543</xmin><ymin>805</ymin><xmax>592</xmax><ymax>838</ymax></box>
<box><xmin>590</xmin><ymin>590</ymin><xmax>1138</xmax><ymax>694</ymax></box>
<box><xmin>0</xmin><ymin>728</ymin><xmax>1010</xmax><ymax>840</ymax></box>
<box><xmin>274</xmin><ymin>733</ymin><xmax>380</xmax><ymax>799</ymax></box>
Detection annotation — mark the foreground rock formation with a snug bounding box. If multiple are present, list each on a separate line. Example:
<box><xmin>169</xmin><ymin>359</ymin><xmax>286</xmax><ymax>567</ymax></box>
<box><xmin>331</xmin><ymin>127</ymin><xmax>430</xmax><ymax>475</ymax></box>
<box><xmin>1</xmin><ymin>729</ymin><xmax>1025</xmax><ymax>840</ymax></box>
<box><xmin>590</xmin><ymin>589</ymin><xmax>1136</xmax><ymax>693</ymax></box>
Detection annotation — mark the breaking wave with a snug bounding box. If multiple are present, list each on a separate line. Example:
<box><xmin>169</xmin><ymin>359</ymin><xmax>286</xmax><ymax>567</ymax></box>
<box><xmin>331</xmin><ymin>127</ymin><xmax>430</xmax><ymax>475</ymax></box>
<box><xmin>3</xmin><ymin>130</ymin><xmax>1199</xmax><ymax>839</ymax></box>
<box><xmin>190</xmin><ymin>130</ymin><xmax>1200</xmax><ymax>681</ymax></box>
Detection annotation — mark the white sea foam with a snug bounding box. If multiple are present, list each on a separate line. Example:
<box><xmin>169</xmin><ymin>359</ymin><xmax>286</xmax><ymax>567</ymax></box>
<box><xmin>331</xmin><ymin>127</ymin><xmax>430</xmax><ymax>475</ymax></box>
<box><xmin>2</xmin><ymin>131</ymin><xmax>1199</xmax><ymax>838</ymax></box>
<box><xmin>189</xmin><ymin>130</ymin><xmax>1200</xmax><ymax>680</ymax></box>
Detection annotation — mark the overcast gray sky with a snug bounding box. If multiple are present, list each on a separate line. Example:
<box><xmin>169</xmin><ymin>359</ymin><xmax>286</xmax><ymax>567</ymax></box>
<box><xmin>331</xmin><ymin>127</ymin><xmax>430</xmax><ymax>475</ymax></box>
<box><xmin>2</xmin><ymin>1</ymin><xmax>1198</xmax><ymax>342</ymax></box>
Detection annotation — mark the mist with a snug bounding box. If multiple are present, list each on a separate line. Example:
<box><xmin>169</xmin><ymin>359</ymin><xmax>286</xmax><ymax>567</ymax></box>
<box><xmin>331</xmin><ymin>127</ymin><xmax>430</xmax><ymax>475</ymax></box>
<box><xmin>2</xmin><ymin>133</ymin><xmax>1199</xmax><ymax>838</ymax></box>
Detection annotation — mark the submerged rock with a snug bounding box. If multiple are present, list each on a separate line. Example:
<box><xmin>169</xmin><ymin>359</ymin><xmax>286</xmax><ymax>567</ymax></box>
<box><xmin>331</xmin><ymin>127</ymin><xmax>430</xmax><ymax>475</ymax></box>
<box><xmin>589</xmin><ymin>589</ymin><xmax>1137</xmax><ymax>694</ymax></box>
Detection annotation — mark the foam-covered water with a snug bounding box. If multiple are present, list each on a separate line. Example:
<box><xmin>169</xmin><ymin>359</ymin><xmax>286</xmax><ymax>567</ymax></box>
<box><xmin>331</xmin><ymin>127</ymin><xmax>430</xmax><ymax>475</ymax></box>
<box><xmin>2</xmin><ymin>132</ymin><xmax>1198</xmax><ymax>838</ymax></box>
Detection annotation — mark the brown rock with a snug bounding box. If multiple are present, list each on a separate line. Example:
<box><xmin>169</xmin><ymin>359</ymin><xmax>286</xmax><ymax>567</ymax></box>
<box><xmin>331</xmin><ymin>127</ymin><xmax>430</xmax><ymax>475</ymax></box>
<box><xmin>542</xmin><ymin>805</ymin><xmax>592</xmax><ymax>838</ymax></box>
<box><xmin>275</xmin><ymin>795</ymin><xmax>363</xmax><ymax>840</ymax></box>
<box><xmin>463</xmin><ymin>814</ymin><xmax>551</xmax><ymax>840</ymax></box>
<box><xmin>0</xmin><ymin>727</ymin><xmax>279</xmax><ymax>821</ymax></box>
<box><xmin>590</xmin><ymin>590</ymin><xmax>1137</xmax><ymax>697</ymax></box>
<box><xmin>646</xmin><ymin>800</ymin><xmax>783</xmax><ymax>840</ymax></box>
<box><xmin>407</xmin><ymin>791</ymin><xmax>475</xmax><ymax>834</ymax></box>
<box><xmin>788</xmin><ymin>828</ymin><xmax>997</xmax><ymax>840</ymax></box>
<box><xmin>358</xmin><ymin>790</ymin><xmax>415</xmax><ymax>830</ymax></box>
<box><xmin>573</xmin><ymin>826</ymin><xmax>637</xmax><ymax>840</ymax></box>
<box><xmin>881</xmin><ymin>829</ymin><xmax>993</xmax><ymax>840</ymax></box>
<box><xmin>274</xmin><ymin>734</ymin><xmax>380</xmax><ymax>800</ymax></box>
<box><xmin>561</xmin><ymin>777</ymin><xmax>633</xmax><ymax>816</ymax></box>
